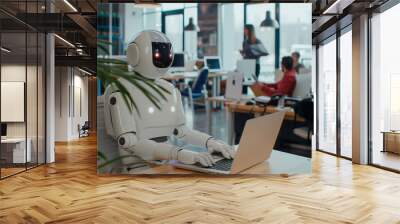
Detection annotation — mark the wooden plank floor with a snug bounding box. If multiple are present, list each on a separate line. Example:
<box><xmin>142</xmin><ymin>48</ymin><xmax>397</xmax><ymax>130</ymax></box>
<box><xmin>1</xmin><ymin>135</ymin><xmax>400</xmax><ymax>224</ymax></box>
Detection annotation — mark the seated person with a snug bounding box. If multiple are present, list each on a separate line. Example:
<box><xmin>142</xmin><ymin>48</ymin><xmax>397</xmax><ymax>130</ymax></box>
<box><xmin>292</xmin><ymin>51</ymin><xmax>305</xmax><ymax>73</ymax></box>
<box><xmin>251</xmin><ymin>56</ymin><xmax>296</xmax><ymax>97</ymax></box>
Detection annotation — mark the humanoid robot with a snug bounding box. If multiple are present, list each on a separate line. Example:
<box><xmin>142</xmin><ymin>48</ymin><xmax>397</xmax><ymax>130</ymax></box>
<box><xmin>103</xmin><ymin>30</ymin><xmax>235</xmax><ymax>169</ymax></box>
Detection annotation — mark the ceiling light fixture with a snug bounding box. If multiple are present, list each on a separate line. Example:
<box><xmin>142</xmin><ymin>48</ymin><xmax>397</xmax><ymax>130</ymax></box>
<box><xmin>260</xmin><ymin>11</ymin><xmax>279</xmax><ymax>29</ymax></box>
<box><xmin>323</xmin><ymin>0</ymin><xmax>354</xmax><ymax>15</ymax></box>
<box><xmin>54</xmin><ymin>34</ymin><xmax>75</xmax><ymax>48</ymax></box>
<box><xmin>134</xmin><ymin>3</ymin><xmax>161</xmax><ymax>9</ymax></box>
<box><xmin>63</xmin><ymin>0</ymin><xmax>78</xmax><ymax>12</ymax></box>
<box><xmin>184</xmin><ymin>17</ymin><xmax>199</xmax><ymax>32</ymax></box>
<box><xmin>78</xmin><ymin>67</ymin><xmax>92</xmax><ymax>76</ymax></box>
<box><xmin>1</xmin><ymin>47</ymin><xmax>11</xmax><ymax>53</ymax></box>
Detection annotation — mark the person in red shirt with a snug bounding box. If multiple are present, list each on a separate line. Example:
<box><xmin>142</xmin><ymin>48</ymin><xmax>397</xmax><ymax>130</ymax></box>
<box><xmin>251</xmin><ymin>56</ymin><xmax>297</xmax><ymax>97</ymax></box>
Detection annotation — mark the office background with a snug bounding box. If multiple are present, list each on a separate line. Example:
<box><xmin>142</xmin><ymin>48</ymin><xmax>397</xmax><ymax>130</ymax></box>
<box><xmin>98</xmin><ymin>3</ymin><xmax>312</xmax><ymax>83</ymax></box>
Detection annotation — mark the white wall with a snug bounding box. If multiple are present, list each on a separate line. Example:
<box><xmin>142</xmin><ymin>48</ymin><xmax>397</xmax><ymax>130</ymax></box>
<box><xmin>54</xmin><ymin>67</ymin><xmax>89</xmax><ymax>141</ymax></box>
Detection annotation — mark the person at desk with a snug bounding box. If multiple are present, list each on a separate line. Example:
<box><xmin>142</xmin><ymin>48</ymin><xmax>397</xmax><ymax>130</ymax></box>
<box><xmin>251</xmin><ymin>56</ymin><xmax>296</xmax><ymax>97</ymax></box>
<box><xmin>291</xmin><ymin>51</ymin><xmax>305</xmax><ymax>74</ymax></box>
<box><xmin>240</xmin><ymin>24</ymin><xmax>268</xmax><ymax>78</ymax></box>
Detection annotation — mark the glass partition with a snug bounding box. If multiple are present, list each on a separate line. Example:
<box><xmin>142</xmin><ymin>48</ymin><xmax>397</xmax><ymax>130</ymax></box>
<box><xmin>1</xmin><ymin>31</ymin><xmax>28</xmax><ymax>177</ymax></box>
<box><xmin>0</xmin><ymin>1</ymin><xmax>46</xmax><ymax>179</ymax></box>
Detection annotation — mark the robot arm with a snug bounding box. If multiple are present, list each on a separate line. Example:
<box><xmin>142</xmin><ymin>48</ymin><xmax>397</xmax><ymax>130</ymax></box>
<box><xmin>174</xmin><ymin>125</ymin><xmax>235</xmax><ymax>159</ymax></box>
<box><xmin>119</xmin><ymin>136</ymin><xmax>213</xmax><ymax>166</ymax></box>
<box><xmin>172</xmin><ymin>87</ymin><xmax>235</xmax><ymax>159</ymax></box>
<box><xmin>105</xmin><ymin>90</ymin><xmax>214</xmax><ymax>166</ymax></box>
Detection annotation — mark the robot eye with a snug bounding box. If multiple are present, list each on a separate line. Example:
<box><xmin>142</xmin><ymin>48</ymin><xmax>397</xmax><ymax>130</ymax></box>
<box><xmin>169</xmin><ymin>53</ymin><xmax>172</xmax><ymax>58</ymax></box>
<box><xmin>155</xmin><ymin>52</ymin><xmax>160</xmax><ymax>58</ymax></box>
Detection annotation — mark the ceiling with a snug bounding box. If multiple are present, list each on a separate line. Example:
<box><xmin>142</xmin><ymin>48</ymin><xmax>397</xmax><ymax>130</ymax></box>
<box><xmin>311</xmin><ymin>0</ymin><xmax>391</xmax><ymax>43</ymax></box>
<box><xmin>1</xmin><ymin>0</ymin><xmax>396</xmax><ymax>73</ymax></box>
<box><xmin>0</xmin><ymin>0</ymin><xmax>97</xmax><ymax>73</ymax></box>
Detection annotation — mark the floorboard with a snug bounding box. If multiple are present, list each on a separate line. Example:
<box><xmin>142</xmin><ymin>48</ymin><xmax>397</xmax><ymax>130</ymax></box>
<box><xmin>0</xmin><ymin>135</ymin><xmax>400</xmax><ymax>223</ymax></box>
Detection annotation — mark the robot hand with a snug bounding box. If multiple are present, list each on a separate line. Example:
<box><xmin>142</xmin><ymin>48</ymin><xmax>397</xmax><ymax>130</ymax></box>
<box><xmin>206</xmin><ymin>139</ymin><xmax>235</xmax><ymax>159</ymax></box>
<box><xmin>177</xmin><ymin>149</ymin><xmax>215</xmax><ymax>167</ymax></box>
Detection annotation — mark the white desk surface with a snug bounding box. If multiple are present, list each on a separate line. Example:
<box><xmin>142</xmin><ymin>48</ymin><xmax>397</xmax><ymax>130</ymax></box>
<box><xmin>1</xmin><ymin>138</ymin><xmax>28</xmax><ymax>143</ymax></box>
<box><xmin>126</xmin><ymin>150</ymin><xmax>311</xmax><ymax>175</ymax></box>
<box><xmin>163</xmin><ymin>70</ymin><xmax>228</xmax><ymax>80</ymax></box>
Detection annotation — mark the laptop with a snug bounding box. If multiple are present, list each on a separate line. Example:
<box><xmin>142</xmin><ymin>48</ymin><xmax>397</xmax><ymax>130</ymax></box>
<box><xmin>204</xmin><ymin>56</ymin><xmax>222</xmax><ymax>72</ymax></box>
<box><xmin>170</xmin><ymin>111</ymin><xmax>285</xmax><ymax>174</ymax></box>
<box><xmin>237</xmin><ymin>59</ymin><xmax>257</xmax><ymax>85</ymax></box>
<box><xmin>225</xmin><ymin>71</ymin><xmax>244</xmax><ymax>101</ymax></box>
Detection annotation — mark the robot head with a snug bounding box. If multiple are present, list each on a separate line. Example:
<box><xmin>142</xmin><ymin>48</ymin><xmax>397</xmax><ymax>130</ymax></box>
<box><xmin>126</xmin><ymin>30</ymin><xmax>174</xmax><ymax>79</ymax></box>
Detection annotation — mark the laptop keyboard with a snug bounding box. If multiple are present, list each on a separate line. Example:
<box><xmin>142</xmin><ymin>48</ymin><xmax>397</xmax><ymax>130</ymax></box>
<box><xmin>208</xmin><ymin>159</ymin><xmax>233</xmax><ymax>171</ymax></box>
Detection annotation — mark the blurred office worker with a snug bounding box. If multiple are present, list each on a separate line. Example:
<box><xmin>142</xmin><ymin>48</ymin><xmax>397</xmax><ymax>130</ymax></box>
<box><xmin>291</xmin><ymin>51</ymin><xmax>305</xmax><ymax>73</ymax></box>
<box><xmin>251</xmin><ymin>56</ymin><xmax>296</xmax><ymax>97</ymax></box>
<box><xmin>241</xmin><ymin>24</ymin><xmax>268</xmax><ymax>78</ymax></box>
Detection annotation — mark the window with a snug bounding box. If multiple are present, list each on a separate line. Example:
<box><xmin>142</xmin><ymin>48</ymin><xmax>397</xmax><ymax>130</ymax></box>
<box><xmin>317</xmin><ymin>37</ymin><xmax>337</xmax><ymax>154</ymax></box>
<box><xmin>220</xmin><ymin>3</ymin><xmax>244</xmax><ymax>71</ymax></box>
<box><xmin>163</xmin><ymin>11</ymin><xmax>184</xmax><ymax>52</ymax></box>
<box><xmin>245</xmin><ymin>3</ymin><xmax>312</xmax><ymax>81</ymax></box>
<box><xmin>143</xmin><ymin>8</ymin><xmax>162</xmax><ymax>32</ymax></box>
<box><xmin>184</xmin><ymin>4</ymin><xmax>198</xmax><ymax>59</ymax></box>
<box><xmin>245</xmin><ymin>3</ymin><xmax>276</xmax><ymax>82</ymax></box>
<box><xmin>370</xmin><ymin>3</ymin><xmax>400</xmax><ymax>171</ymax></box>
<box><xmin>279</xmin><ymin>4</ymin><xmax>312</xmax><ymax>68</ymax></box>
<box><xmin>339</xmin><ymin>29</ymin><xmax>352</xmax><ymax>158</ymax></box>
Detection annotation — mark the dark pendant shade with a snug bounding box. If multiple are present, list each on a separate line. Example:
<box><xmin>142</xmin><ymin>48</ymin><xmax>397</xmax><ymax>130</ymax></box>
<box><xmin>184</xmin><ymin>17</ymin><xmax>198</xmax><ymax>31</ymax></box>
<box><xmin>260</xmin><ymin>11</ymin><xmax>279</xmax><ymax>28</ymax></box>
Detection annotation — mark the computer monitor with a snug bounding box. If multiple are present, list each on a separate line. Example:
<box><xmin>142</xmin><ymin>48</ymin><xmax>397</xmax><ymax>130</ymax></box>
<box><xmin>204</xmin><ymin>56</ymin><xmax>221</xmax><ymax>72</ymax></box>
<box><xmin>225</xmin><ymin>72</ymin><xmax>244</xmax><ymax>100</ymax></box>
<box><xmin>237</xmin><ymin>59</ymin><xmax>256</xmax><ymax>83</ymax></box>
<box><xmin>1</xmin><ymin>123</ymin><xmax>7</xmax><ymax>137</ymax></box>
<box><xmin>170</xmin><ymin>53</ymin><xmax>185</xmax><ymax>72</ymax></box>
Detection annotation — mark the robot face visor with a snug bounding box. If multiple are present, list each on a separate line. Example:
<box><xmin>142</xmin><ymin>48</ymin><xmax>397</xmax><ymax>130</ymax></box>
<box><xmin>152</xmin><ymin>42</ymin><xmax>173</xmax><ymax>68</ymax></box>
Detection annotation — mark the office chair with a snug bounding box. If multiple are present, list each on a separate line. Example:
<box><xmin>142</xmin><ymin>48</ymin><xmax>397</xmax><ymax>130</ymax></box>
<box><xmin>79</xmin><ymin>121</ymin><xmax>90</xmax><ymax>138</ymax></box>
<box><xmin>181</xmin><ymin>69</ymin><xmax>209</xmax><ymax>111</ymax></box>
<box><xmin>293</xmin><ymin>98</ymin><xmax>313</xmax><ymax>142</ymax></box>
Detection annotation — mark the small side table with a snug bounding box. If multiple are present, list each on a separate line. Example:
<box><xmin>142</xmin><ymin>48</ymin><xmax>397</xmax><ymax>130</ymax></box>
<box><xmin>381</xmin><ymin>131</ymin><xmax>400</xmax><ymax>154</ymax></box>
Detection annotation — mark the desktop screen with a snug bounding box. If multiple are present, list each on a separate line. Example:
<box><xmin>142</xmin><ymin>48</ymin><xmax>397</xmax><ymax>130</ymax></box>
<box><xmin>1</xmin><ymin>123</ymin><xmax>7</xmax><ymax>137</ymax></box>
<box><xmin>171</xmin><ymin>53</ymin><xmax>185</xmax><ymax>68</ymax></box>
<box><xmin>206</xmin><ymin>58</ymin><xmax>221</xmax><ymax>70</ymax></box>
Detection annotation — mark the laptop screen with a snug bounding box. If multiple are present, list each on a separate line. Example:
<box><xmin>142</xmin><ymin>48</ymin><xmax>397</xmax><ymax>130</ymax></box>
<box><xmin>206</xmin><ymin>58</ymin><xmax>221</xmax><ymax>70</ymax></box>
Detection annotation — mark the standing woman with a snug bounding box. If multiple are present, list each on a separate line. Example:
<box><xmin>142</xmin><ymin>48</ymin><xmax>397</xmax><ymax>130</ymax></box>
<box><xmin>241</xmin><ymin>24</ymin><xmax>269</xmax><ymax>78</ymax></box>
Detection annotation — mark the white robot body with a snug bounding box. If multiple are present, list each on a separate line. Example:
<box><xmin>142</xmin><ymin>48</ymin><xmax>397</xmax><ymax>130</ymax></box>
<box><xmin>104</xmin><ymin>78</ymin><xmax>185</xmax><ymax>141</ymax></box>
<box><xmin>103</xmin><ymin>30</ymin><xmax>234</xmax><ymax>169</ymax></box>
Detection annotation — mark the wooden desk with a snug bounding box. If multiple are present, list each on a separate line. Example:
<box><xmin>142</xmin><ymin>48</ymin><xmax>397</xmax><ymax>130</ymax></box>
<box><xmin>1</xmin><ymin>138</ymin><xmax>31</xmax><ymax>164</ymax></box>
<box><xmin>126</xmin><ymin>150</ymin><xmax>311</xmax><ymax>175</ymax></box>
<box><xmin>162</xmin><ymin>71</ymin><xmax>199</xmax><ymax>81</ymax></box>
<box><xmin>204</xmin><ymin>97</ymin><xmax>304</xmax><ymax>145</ymax></box>
<box><xmin>381</xmin><ymin>131</ymin><xmax>400</xmax><ymax>154</ymax></box>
